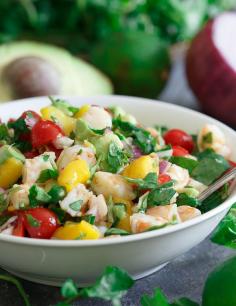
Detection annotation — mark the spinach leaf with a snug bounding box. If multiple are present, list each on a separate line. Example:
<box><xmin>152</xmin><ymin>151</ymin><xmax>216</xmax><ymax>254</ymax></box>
<box><xmin>36</xmin><ymin>169</ymin><xmax>59</xmax><ymax>183</ymax></box>
<box><xmin>105</xmin><ymin>228</ymin><xmax>130</xmax><ymax>236</ymax></box>
<box><xmin>147</xmin><ymin>188</ymin><xmax>176</xmax><ymax>207</ymax></box>
<box><xmin>191</xmin><ymin>150</ymin><xmax>229</xmax><ymax>185</ymax></box>
<box><xmin>29</xmin><ymin>185</ymin><xmax>51</xmax><ymax>207</ymax></box>
<box><xmin>107</xmin><ymin>141</ymin><xmax>129</xmax><ymax>173</ymax></box>
<box><xmin>177</xmin><ymin>193</ymin><xmax>200</xmax><ymax>208</ymax></box>
<box><xmin>0</xmin><ymin>193</ymin><xmax>7</xmax><ymax>213</ymax></box>
<box><xmin>211</xmin><ymin>204</ymin><xmax>236</xmax><ymax>249</ymax></box>
<box><xmin>170</xmin><ymin>156</ymin><xmax>198</xmax><ymax>173</ymax></box>
<box><xmin>141</xmin><ymin>288</ymin><xmax>170</xmax><ymax>306</ymax></box>
<box><xmin>200</xmin><ymin>184</ymin><xmax>229</xmax><ymax>213</ymax></box>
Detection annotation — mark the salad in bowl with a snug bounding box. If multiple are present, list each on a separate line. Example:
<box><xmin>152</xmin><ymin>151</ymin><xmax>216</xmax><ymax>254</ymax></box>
<box><xmin>0</xmin><ymin>97</ymin><xmax>233</xmax><ymax>241</ymax></box>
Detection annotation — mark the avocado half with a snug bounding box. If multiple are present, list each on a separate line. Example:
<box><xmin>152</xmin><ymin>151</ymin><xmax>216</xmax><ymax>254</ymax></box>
<box><xmin>90</xmin><ymin>32</ymin><xmax>170</xmax><ymax>98</ymax></box>
<box><xmin>0</xmin><ymin>41</ymin><xmax>113</xmax><ymax>102</ymax></box>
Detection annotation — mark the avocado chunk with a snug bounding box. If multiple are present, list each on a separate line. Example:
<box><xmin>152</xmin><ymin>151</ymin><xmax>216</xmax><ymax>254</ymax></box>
<box><xmin>75</xmin><ymin>119</ymin><xmax>100</xmax><ymax>142</ymax></box>
<box><xmin>0</xmin><ymin>41</ymin><xmax>113</xmax><ymax>101</ymax></box>
<box><xmin>0</xmin><ymin>145</ymin><xmax>25</xmax><ymax>165</ymax></box>
<box><xmin>90</xmin><ymin>31</ymin><xmax>170</xmax><ymax>98</ymax></box>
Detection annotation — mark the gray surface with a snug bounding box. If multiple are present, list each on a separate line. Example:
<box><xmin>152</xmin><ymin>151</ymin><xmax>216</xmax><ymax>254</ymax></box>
<box><xmin>0</xmin><ymin>50</ymin><xmax>235</xmax><ymax>306</ymax></box>
<box><xmin>0</xmin><ymin>240</ymin><xmax>234</xmax><ymax>305</ymax></box>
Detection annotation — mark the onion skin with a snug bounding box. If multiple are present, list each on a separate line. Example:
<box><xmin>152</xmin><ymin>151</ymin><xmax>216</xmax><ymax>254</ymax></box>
<box><xmin>186</xmin><ymin>18</ymin><xmax>236</xmax><ymax>126</ymax></box>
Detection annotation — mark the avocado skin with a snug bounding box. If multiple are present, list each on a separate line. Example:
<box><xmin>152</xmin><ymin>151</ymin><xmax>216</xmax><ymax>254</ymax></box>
<box><xmin>90</xmin><ymin>31</ymin><xmax>170</xmax><ymax>98</ymax></box>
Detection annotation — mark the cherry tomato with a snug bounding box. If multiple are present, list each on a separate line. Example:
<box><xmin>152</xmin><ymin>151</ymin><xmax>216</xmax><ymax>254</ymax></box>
<box><xmin>21</xmin><ymin>110</ymin><xmax>41</xmax><ymax>122</ymax></box>
<box><xmin>46</xmin><ymin>144</ymin><xmax>62</xmax><ymax>159</ymax></box>
<box><xmin>23</xmin><ymin>208</ymin><xmax>58</xmax><ymax>239</ymax></box>
<box><xmin>164</xmin><ymin>129</ymin><xmax>194</xmax><ymax>153</ymax></box>
<box><xmin>158</xmin><ymin>174</ymin><xmax>171</xmax><ymax>185</ymax></box>
<box><xmin>31</xmin><ymin>120</ymin><xmax>63</xmax><ymax>148</ymax></box>
<box><xmin>12</xmin><ymin>213</ymin><xmax>25</xmax><ymax>237</ymax></box>
<box><xmin>229</xmin><ymin>160</ymin><xmax>236</xmax><ymax>168</ymax></box>
<box><xmin>172</xmin><ymin>145</ymin><xmax>189</xmax><ymax>157</ymax></box>
<box><xmin>24</xmin><ymin>151</ymin><xmax>39</xmax><ymax>159</ymax></box>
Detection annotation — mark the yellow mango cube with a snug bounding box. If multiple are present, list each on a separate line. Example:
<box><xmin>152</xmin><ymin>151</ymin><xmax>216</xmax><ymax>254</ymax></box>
<box><xmin>0</xmin><ymin>158</ymin><xmax>23</xmax><ymax>189</ymax></box>
<box><xmin>74</xmin><ymin>105</ymin><xmax>90</xmax><ymax>119</ymax></box>
<box><xmin>122</xmin><ymin>155</ymin><xmax>157</xmax><ymax>179</ymax></box>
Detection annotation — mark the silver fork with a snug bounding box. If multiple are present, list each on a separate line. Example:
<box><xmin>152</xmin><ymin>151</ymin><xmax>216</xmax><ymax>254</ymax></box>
<box><xmin>198</xmin><ymin>167</ymin><xmax>236</xmax><ymax>202</ymax></box>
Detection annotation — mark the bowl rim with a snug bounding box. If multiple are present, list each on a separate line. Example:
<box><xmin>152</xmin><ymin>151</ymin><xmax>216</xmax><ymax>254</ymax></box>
<box><xmin>0</xmin><ymin>94</ymin><xmax>235</xmax><ymax>247</ymax></box>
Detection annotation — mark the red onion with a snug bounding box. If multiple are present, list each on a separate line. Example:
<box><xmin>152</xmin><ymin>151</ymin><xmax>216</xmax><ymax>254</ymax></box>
<box><xmin>159</xmin><ymin>160</ymin><xmax>170</xmax><ymax>174</ymax></box>
<box><xmin>132</xmin><ymin>146</ymin><xmax>142</xmax><ymax>158</ymax></box>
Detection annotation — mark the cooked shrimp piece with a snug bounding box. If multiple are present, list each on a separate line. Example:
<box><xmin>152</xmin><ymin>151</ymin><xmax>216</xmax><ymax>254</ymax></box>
<box><xmin>22</xmin><ymin>152</ymin><xmax>56</xmax><ymax>185</ymax></box>
<box><xmin>146</xmin><ymin>204</ymin><xmax>181</xmax><ymax>223</ymax></box>
<box><xmin>52</xmin><ymin>135</ymin><xmax>74</xmax><ymax>149</ymax></box>
<box><xmin>86</xmin><ymin>194</ymin><xmax>108</xmax><ymax>222</ymax></box>
<box><xmin>92</xmin><ymin>171</ymin><xmax>136</xmax><ymax>200</ymax></box>
<box><xmin>166</xmin><ymin>164</ymin><xmax>189</xmax><ymax>191</ymax></box>
<box><xmin>59</xmin><ymin>184</ymin><xmax>93</xmax><ymax>217</ymax></box>
<box><xmin>198</xmin><ymin>124</ymin><xmax>231</xmax><ymax>158</ymax></box>
<box><xmin>82</xmin><ymin>106</ymin><xmax>112</xmax><ymax>129</ymax></box>
<box><xmin>130</xmin><ymin>213</ymin><xmax>167</xmax><ymax>233</ymax></box>
<box><xmin>9</xmin><ymin>184</ymin><xmax>30</xmax><ymax>209</ymax></box>
<box><xmin>177</xmin><ymin>205</ymin><xmax>201</xmax><ymax>222</ymax></box>
<box><xmin>57</xmin><ymin>144</ymin><xmax>96</xmax><ymax>171</ymax></box>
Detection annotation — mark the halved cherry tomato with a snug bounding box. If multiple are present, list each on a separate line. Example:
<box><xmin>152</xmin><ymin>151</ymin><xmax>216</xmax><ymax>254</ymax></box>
<box><xmin>172</xmin><ymin>145</ymin><xmax>189</xmax><ymax>157</ymax></box>
<box><xmin>31</xmin><ymin>120</ymin><xmax>63</xmax><ymax>148</ymax></box>
<box><xmin>229</xmin><ymin>160</ymin><xmax>236</xmax><ymax>168</ymax></box>
<box><xmin>164</xmin><ymin>129</ymin><xmax>194</xmax><ymax>153</ymax></box>
<box><xmin>12</xmin><ymin>213</ymin><xmax>25</xmax><ymax>237</ymax></box>
<box><xmin>24</xmin><ymin>151</ymin><xmax>39</xmax><ymax>159</ymax></box>
<box><xmin>46</xmin><ymin>144</ymin><xmax>62</xmax><ymax>159</ymax></box>
<box><xmin>23</xmin><ymin>208</ymin><xmax>58</xmax><ymax>239</ymax></box>
<box><xmin>158</xmin><ymin>174</ymin><xmax>171</xmax><ymax>185</ymax></box>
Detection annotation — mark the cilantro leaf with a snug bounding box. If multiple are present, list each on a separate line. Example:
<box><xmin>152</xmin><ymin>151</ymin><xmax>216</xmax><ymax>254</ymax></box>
<box><xmin>171</xmin><ymin>298</ymin><xmax>199</xmax><ymax>306</ymax></box>
<box><xmin>80</xmin><ymin>266</ymin><xmax>134</xmax><ymax>305</ymax></box>
<box><xmin>50</xmin><ymin>96</ymin><xmax>79</xmax><ymax>116</ymax></box>
<box><xmin>202</xmin><ymin>132</ymin><xmax>213</xmax><ymax>144</ymax></box>
<box><xmin>61</xmin><ymin>279</ymin><xmax>78</xmax><ymax>298</ymax></box>
<box><xmin>82</xmin><ymin>215</ymin><xmax>96</xmax><ymax>225</ymax></box>
<box><xmin>90</xmin><ymin>128</ymin><xmax>106</xmax><ymax>135</ymax></box>
<box><xmin>125</xmin><ymin>172</ymin><xmax>158</xmax><ymax>190</ymax></box>
<box><xmin>0</xmin><ymin>193</ymin><xmax>7</xmax><ymax>213</ymax></box>
<box><xmin>170</xmin><ymin>156</ymin><xmax>198</xmax><ymax>173</ymax></box>
<box><xmin>48</xmin><ymin>185</ymin><xmax>66</xmax><ymax>203</ymax></box>
<box><xmin>191</xmin><ymin>150</ymin><xmax>230</xmax><ymax>185</ymax></box>
<box><xmin>7</xmin><ymin>117</ymin><xmax>31</xmax><ymax>152</ymax></box>
<box><xmin>104</xmin><ymin>228</ymin><xmax>130</xmax><ymax>236</ymax></box>
<box><xmin>107</xmin><ymin>141</ymin><xmax>129</xmax><ymax>173</ymax></box>
<box><xmin>29</xmin><ymin>185</ymin><xmax>51</xmax><ymax>207</ymax></box>
<box><xmin>176</xmin><ymin>193</ymin><xmax>200</xmax><ymax>208</ymax></box>
<box><xmin>147</xmin><ymin>187</ymin><xmax>176</xmax><ymax>207</ymax></box>
<box><xmin>0</xmin><ymin>123</ymin><xmax>11</xmax><ymax>143</ymax></box>
<box><xmin>141</xmin><ymin>288</ymin><xmax>170</xmax><ymax>306</ymax></box>
<box><xmin>26</xmin><ymin>214</ymin><xmax>40</xmax><ymax>227</ymax></box>
<box><xmin>36</xmin><ymin>169</ymin><xmax>59</xmax><ymax>183</ymax></box>
<box><xmin>211</xmin><ymin>203</ymin><xmax>236</xmax><ymax>249</ymax></box>
<box><xmin>69</xmin><ymin>200</ymin><xmax>83</xmax><ymax>212</ymax></box>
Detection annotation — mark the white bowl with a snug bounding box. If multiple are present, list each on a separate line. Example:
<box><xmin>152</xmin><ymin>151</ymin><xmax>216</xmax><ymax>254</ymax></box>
<box><xmin>0</xmin><ymin>95</ymin><xmax>235</xmax><ymax>286</ymax></box>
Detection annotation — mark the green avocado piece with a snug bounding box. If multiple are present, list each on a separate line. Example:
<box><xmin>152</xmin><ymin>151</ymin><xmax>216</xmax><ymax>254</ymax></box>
<box><xmin>91</xmin><ymin>133</ymin><xmax>123</xmax><ymax>171</ymax></box>
<box><xmin>90</xmin><ymin>31</ymin><xmax>170</xmax><ymax>98</ymax></box>
<box><xmin>0</xmin><ymin>41</ymin><xmax>113</xmax><ymax>101</ymax></box>
<box><xmin>75</xmin><ymin>119</ymin><xmax>99</xmax><ymax>142</ymax></box>
<box><xmin>0</xmin><ymin>145</ymin><xmax>25</xmax><ymax>165</ymax></box>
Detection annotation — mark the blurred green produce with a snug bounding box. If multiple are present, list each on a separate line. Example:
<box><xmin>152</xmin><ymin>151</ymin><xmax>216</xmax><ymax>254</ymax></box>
<box><xmin>0</xmin><ymin>0</ymin><xmax>235</xmax><ymax>98</ymax></box>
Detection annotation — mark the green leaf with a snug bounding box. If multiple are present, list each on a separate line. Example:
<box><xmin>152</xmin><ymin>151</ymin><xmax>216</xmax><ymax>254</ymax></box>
<box><xmin>83</xmin><ymin>214</ymin><xmax>96</xmax><ymax>225</ymax></box>
<box><xmin>50</xmin><ymin>96</ymin><xmax>79</xmax><ymax>116</ymax></box>
<box><xmin>0</xmin><ymin>193</ymin><xmax>8</xmax><ymax>213</ymax></box>
<box><xmin>125</xmin><ymin>172</ymin><xmax>158</xmax><ymax>190</ymax></box>
<box><xmin>0</xmin><ymin>215</ymin><xmax>11</xmax><ymax>226</ymax></box>
<box><xmin>107</xmin><ymin>141</ymin><xmax>129</xmax><ymax>173</ymax></box>
<box><xmin>112</xmin><ymin>204</ymin><xmax>127</xmax><ymax>226</ymax></box>
<box><xmin>147</xmin><ymin>188</ymin><xmax>176</xmax><ymax>207</ymax></box>
<box><xmin>141</xmin><ymin>288</ymin><xmax>170</xmax><ymax>306</ymax></box>
<box><xmin>48</xmin><ymin>185</ymin><xmax>66</xmax><ymax>203</ymax></box>
<box><xmin>0</xmin><ymin>123</ymin><xmax>11</xmax><ymax>143</ymax></box>
<box><xmin>26</xmin><ymin>214</ymin><xmax>40</xmax><ymax>227</ymax></box>
<box><xmin>36</xmin><ymin>169</ymin><xmax>59</xmax><ymax>183</ymax></box>
<box><xmin>91</xmin><ymin>128</ymin><xmax>106</xmax><ymax>135</ymax></box>
<box><xmin>211</xmin><ymin>204</ymin><xmax>236</xmax><ymax>249</ymax></box>
<box><xmin>80</xmin><ymin>266</ymin><xmax>134</xmax><ymax>305</ymax></box>
<box><xmin>191</xmin><ymin>150</ymin><xmax>230</xmax><ymax>185</ymax></box>
<box><xmin>200</xmin><ymin>184</ymin><xmax>229</xmax><ymax>213</ymax></box>
<box><xmin>29</xmin><ymin>185</ymin><xmax>51</xmax><ymax>207</ymax></box>
<box><xmin>61</xmin><ymin>279</ymin><xmax>78</xmax><ymax>298</ymax></box>
<box><xmin>105</xmin><ymin>228</ymin><xmax>130</xmax><ymax>236</ymax></box>
<box><xmin>177</xmin><ymin>193</ymin><xmax>200</xmax><ymax>208</ymax></box>
<box><xmin>48</xmin><ymin>205</ymin><xmax>66</xmax><ymax>224</ymax></box>
<box><xmin>170</xmin><ymin>156</ymin><xmax>198</xmax><ymax>173</ymax></box>
<box><xmin>171</xmin><ymin>298</ymin><xmax>199</xmax><ymax>306</ymax></box>
<box><xmin>69</xmin><ymin>200</ymin><xmax>83</xmax><ymax>212</ymax></box>
<box><xmin>202</xmin><ymin>132</ymin><xmax>213</xmax><ymax>144</ymax></box>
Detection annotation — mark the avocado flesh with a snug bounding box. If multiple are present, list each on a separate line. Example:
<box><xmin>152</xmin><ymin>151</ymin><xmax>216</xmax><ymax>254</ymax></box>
<box><xmin>90</xmin><ymin>31</ymin><xmax>170</xmax><ymax>98</ymax></box>
<box><xmin>0</xmin><ymin>41</ymin><xmax>113</xmax><ymax>102</ymax></box>
<box><xmin>0</xmin><ymin>145</ymin><xmax>25</xmax><ymax>165</ymax></box>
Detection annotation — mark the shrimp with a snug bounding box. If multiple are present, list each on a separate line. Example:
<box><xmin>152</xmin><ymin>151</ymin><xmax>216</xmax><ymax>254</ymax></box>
<box><xmin>86</xmin><ymin>194</ymin><xmax>108</xmax><ymax>223</ymax></box>
<box><xmin>57</xmin><ymin>144</ymin><xmax>96</xmax><ymax>171</ymax></box>
<box><xmin>146</xmin><ymin>204</ymin><xmax>181</xmax><ymax>223</ymax></box>
<box><xmin>52</xmin><ymin>135</ymin><xmax>74</xmax><ymax>149</ymax></box>
<box><xmin>166</xmin><ymin>164</ymin><xmax>189</xmax><ymax>191</ymax></box>
<box><xmin>130</xmin><ymin>213</ymin><xmax>167</xmax><ymax>233</ymax></box>
<box><xmin>198</xmin><ymin>124</ymin><xmax>231</xmax><ymax>158</ymax></box>
<box><xmin>177</xmin><ymin>205</ymin><xmax>201</xmax><ymax>222</ymax></box>
<box><xmin>59</xmin><ymin>184</ymin><xmax>93</xmax><ymax>217</ymax></box>
<box><xmin>82</xmin><ymin>106</ymin><xmax>112</xmax><ymax>129</ymax></box>
<box><xmin>9</xmin><ymin>184</ymin><xmax>30</xmax><ymax>209</ymax></box>
<box><xmin>92</xmin><ymin>171</ymin><xmax>136</xmax><ymax>200</ymax></box>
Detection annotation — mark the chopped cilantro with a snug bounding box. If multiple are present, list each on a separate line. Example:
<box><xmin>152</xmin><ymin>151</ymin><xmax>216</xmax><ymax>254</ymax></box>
<box><xmin>147</xmin><ymin>187</ymin><xmax>176</xmax><ymax>207</ymax></box>
<box><xmin>83</xmin><ymin>215</ymin><xmax>96</xmax><ymax>225</ymax></box>
<box><xmin>90</xmin><ymin>128</ymin><xmax>106</xmax><ymax>135</ymax></box>
<box><xmin>0</xmin><ymin>193</ymin><xmax>7</xmax><ymax>213</ymax></box>
<box><xmin>75</xmin><ymin>232</ymin><xmax>87</xmax><ymax>240</ymax></box>
<box><xmin>107</xmin><ymin>141</ymin><xmax>129</xmax><ymax>173</ymax></box>
<box><xmin>48</xmin><ymin>185</ymin><xmax>66</xmax><ymax>203</ymax></box>
<box><xmin>26</xmin><ymin>214</ymin><xmax>40</xmax><ymax>227</ymax></box>
<box><xmin>29</xmin><ymin>185</ymin><xmax>51</xmax><ymax>207</ymax></box>
<box><xmin>202</xmin><ymin>132</ymin><xmax>213</xmax><ymax>144</ymax></box>
<box><xmin>37</xmin><ymin>169</ymin><xmax>59</xmax><ymax>183</ymax></box>
<box><xmin>104</xmin><ymin>228</ymin><xmax>130</xmax><ymax>236</ymax></box>
<box><xmin>69</xmin><ymin>200</ymin><xmax>83</xmax><ymax>212</ymax></box>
